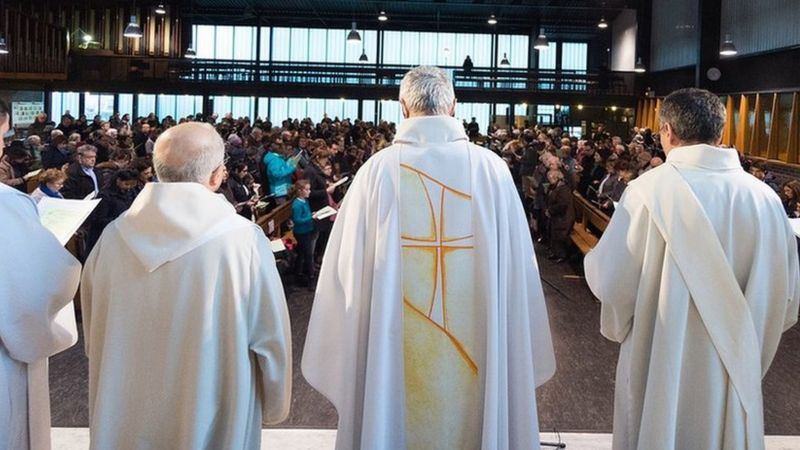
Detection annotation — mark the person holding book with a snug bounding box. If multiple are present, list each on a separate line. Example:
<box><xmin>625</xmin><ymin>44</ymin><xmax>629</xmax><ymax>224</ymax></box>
<box><xmin>291</xmin><ymin>179</ymin><xmax>317</xmax><ymax>286</ymax></box>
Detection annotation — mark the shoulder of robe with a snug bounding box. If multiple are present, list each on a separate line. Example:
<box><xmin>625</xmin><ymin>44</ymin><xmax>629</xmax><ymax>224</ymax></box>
<box><xmin>0</xmin><ymin>187</ymin><xmax>37</xmax><ymax>217</ymax></box>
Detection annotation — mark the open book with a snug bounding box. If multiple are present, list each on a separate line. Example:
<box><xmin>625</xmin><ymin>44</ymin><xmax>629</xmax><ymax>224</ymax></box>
<box><xmin>312</xmin><ymin>205</ymin><xmax>338</xmax><ymax>220</ymax></box>
<box><xmin>37</xmin><ymin>197</ymin><xmax>101</xmax><ymax>246</ymax></box>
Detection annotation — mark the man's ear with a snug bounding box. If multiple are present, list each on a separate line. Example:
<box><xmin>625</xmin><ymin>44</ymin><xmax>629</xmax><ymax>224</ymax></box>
<box><xmin>400</xmin><ymin>99</ymin><xmax>410</xmax><ymax>119</ymax></box>
<box><xmin>208</xmin><ymin>164</ymin><xmax>225</xmax><ymax>191</ymax></box>
<box><xmin>449</xmin><ymin>99</ymin><xmax>457</xmax><ymax>117</ymax></box>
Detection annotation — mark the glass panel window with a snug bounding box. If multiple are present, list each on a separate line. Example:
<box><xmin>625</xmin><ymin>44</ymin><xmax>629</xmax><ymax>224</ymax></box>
<box><xmin>257</xmin><ymin>98</ymin><xmax>270</xmax><ymax>121</ymax></box>
<box><xmin>195</xmin><ymin>25</ymin><xmax>216</xmax><ymax>59</ymax></box>
<box><xmin>175</xmin><ymin>95</ymin><xmax>203</xmax><ymax>119</ymax></box>
<box><xmin>215</xmin><ymin>26</ymin><xmax>234</xmax><ymax>60</ymax></box>
<box><xmin>272</xmin><ymin>28</ymin><xmax>291</xmax><ymax>61</ymax></box>
<box><xmin>84</xmin><ymin>92</ymin><xmax>101</xmax><ymax>119</ymax></box>
<box><xmin>118</xmin><ymin>94</ymin><xmax>134</xmax><ymax>118</ymax></box>
<box><xmin>231</xmin><ymin>96</ymin><xmax>254</xmax><ymax>119</ymax></box>
<box><xmin>361</xmin><ymin>100</ymin><xmax>376</xmax><ymax>123</ymax></box>
<box><xmin>380</xmin><ymin>99</ymin><xmax>402</xmax><ymax>124</ymax></box>
<box><xmin>270</xmin><ymin>98</ymin><xmax>288</xmax><ymax>122</ymax></box>
<box><xmin>259</xmin><ymin>27</ymin><xmax>271</xmax><ymax>61</ymax></box>
<box><xmin>137</xmin><ymin>94</ymin><xmax>157</xmax><ymax>117</ymax></box>
<box><xmin>157</xmin><ymin>94</ymin><xmax>177</xmax><ymax>119</ymax></box>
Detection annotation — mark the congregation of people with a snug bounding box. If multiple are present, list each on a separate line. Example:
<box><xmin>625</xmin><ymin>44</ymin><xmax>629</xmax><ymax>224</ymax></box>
<box><xmin>2</xmin><ymin>67</ymin><xmax>799</xmax><ymax>450</ymax></box>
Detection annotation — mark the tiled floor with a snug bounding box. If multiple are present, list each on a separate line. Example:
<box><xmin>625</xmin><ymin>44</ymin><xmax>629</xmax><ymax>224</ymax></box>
<box><xmin>50</xmin><ymin>428</ymin><xmax>800</xmax><ymax>450</ymax></box>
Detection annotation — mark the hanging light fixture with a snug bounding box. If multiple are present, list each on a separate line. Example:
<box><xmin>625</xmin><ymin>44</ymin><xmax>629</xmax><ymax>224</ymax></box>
<box><xmin>719</xmin><ymin>34</ymin><xmax>737</xmax><ymax>56</ymax></box>
<box><xmin>487</xmin><ymin>14</ymin><xmax>498</xmax><ymax>25</ymax></box>
<box><xmin>347</xmin><ymin>22</ymin><xmax>361</xmax><ymax>44</ymax></box>
<box><xmin>185</xmin><ymin>46</ymin><xmax>196</xmax><ymax>58</ymax></box>
<box><xmin>0</xmin><ymin>37</ymin><xmax>8</xmax><ymax>55</ymax></box>
<box><xmin>359</xmin><ymin>49</ymin><xmax>369</xmax><ymax>62</ymax></box>
<box><xmin>82</xmin><ymin>33</ymin><xmax>93</xmax><ymax>43</ymax></box>
<box><xmin>533</xmin><ymin>28</ymin><xmax>549</xmax><ymax>50</ymax></box>
<box><xmin>634</xmin><ymin>57</ymin><xmax>646</xmax><ymax>73</ymax></box>
<box><xmin>597</xmin><ymin>16</ymin><xmax>608</xmax><ymax>29</ymax></box>
<box><xmin>378</xmin><ymin>11</ymin><xmax>388</xmax><ymax>22</ymax></box>
<box><xmin>500</xmin><ymin>53</ymin><xmax>510</xmax><ymax>68</ymax></box>
<box><xmin>123</xmin><ymin>16</ymin><xmax>143</xmax><ymax>38</ymax></box>
<box><xmin>154</xmin><ymin>3</ymin><xmax>167</xmax><ymax>15</ymax></box>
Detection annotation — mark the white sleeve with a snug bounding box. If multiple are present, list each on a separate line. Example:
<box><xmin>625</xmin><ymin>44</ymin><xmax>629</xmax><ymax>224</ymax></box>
<box><xmin>0</xmin><ymin>193</ymin><xmax>80</xmax><ymax>363</ymax></box>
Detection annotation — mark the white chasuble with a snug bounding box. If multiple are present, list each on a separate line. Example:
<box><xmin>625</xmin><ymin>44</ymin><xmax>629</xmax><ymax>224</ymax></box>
<box><xmin>303</xmin><ymin>115</ymin><xmax>555</xmax><ymax>450</ymax></box>
<box><xmin>585</xmin><ymin>144</ymin><xmax>800</xmax><ymax>450</ymax></box>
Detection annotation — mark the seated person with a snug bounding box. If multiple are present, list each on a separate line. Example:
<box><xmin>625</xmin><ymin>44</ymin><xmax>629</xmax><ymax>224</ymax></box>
<box><xmin>30</xmin><ymin>168</ymin><xmax>67</xmax><ymax>203</ymax></box>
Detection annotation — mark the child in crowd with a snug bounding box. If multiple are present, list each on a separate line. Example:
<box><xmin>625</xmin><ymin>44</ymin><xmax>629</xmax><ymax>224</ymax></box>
<box><xmin>291</xmin><ymin>179</ymin><xmax>317</xmax><ymax>286</ymax></box>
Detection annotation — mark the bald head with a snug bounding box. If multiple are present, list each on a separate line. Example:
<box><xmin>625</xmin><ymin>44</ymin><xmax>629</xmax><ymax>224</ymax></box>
<box><xmin>153</xmin><ymin>122</ymin><xmax>224</xmax><ymax>186</ymax></box>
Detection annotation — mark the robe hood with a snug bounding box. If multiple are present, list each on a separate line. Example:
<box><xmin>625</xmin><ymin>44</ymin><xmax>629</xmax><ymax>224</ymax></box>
<box><xmin>394</xmin><ymin>115</ymin><xmax>469</xmax><ymax>145</ymax></box>
<box><xmin>666</xmin><ymin>143</ymin><xmax>742</xmax><ymax>170</ymax></box>
<box><xmin>114</xmin><ymin>182</ymin><xmax>244</xmax><ymax>272</ymax></box>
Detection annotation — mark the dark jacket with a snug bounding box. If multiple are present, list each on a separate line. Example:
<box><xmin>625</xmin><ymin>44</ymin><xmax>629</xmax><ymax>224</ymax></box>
<box><xmin>89</xmin><ymin>186</ymin><xmax>137</xmax><ymax>248</ymax></box>
<box><xmin>546</xmin><ymin>181</ymin><xmax>575</xmax><ymax>238</ymax></box>
<box><xmin>228</xmin><ymin>175</ymin><xmax>253</xmax><ymax>219</ymax></box>
<box><xmin>61</xmin><ymin>163</ymin><xmax>97</xmax><ymax>199</ymax></box>
<box><xmin>305</xmin><ymin>163</ymin><xmax>331</xmax><ymax>212</ymax></box>
<box><xmin>41</xmin><ymin>145</ymin><xmax>72</xmax><ymax>170</ymax></box>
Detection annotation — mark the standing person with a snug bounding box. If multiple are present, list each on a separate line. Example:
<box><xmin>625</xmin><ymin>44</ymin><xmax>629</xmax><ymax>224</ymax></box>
<box><xmin>263</xmin><ymin>139</ymin><xmax>298</xmax><ymax>205</ymax></box>
<box><xmin>0</xmin><ymin>98</ymin><xmax>81</xmax><ymax>450</ymax></box>
<box><xmin>585</xmin><ymin>88</ymin><xmax>799</xmax><ymax>450</ymax></box>
<box><xmin>81</xmin><ymin>122</ymin><xmax>292</xmax><ymax>450</ymax></box>
<box><xmin>303</xmin><ymin>66</ymin><xmax>555</xmax><ymax>450</ymax></box>
<box><xmin>291</xmin><ymin>179</ymin><xmax>317</xmax><ymax>286</ymax></box>
<box><xmin>544</xmin><ymin>169</ymin><xmax>575</xmax><ymax>264</ymax></box>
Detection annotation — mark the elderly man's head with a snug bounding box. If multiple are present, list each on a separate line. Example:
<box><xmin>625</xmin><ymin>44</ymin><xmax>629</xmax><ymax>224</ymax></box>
<box><xmin>398</xmin><ymin>66</ymin><xmax>456</xmax><ymax>118</ymax></box>
<box><xmin>659</xmin><ymin>88</ymin><xmax>725</xmax><ymax>153</ymax></box>
<box><xmin>77</xmin><ymin>145</ymin><xmax>98</xmax><ymax>169</ymax></box>
<box><xmin>153</xmin><ymin>122</ymin><xmax>225</xmax><ymax>191</ymax></box>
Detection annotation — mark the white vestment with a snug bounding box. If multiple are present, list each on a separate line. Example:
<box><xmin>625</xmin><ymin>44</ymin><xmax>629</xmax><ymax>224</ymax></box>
<box><xmin>0</xmin><ymin>183</ymin><xmax>80</xmax><ymax>450</ymax></box>
<box><xmin>585</xmin><ymin>144</ymin><xmax>800</xmax><ymax>450</ymax></box>
<box><xmin>302</xmin><ymin>116</ymin><xmax>555</xmax><ymax>450</ymax></box>
<box><xmin>81</xmin><ymin>182</ymin><xmax>292</xmax><ymax>450</ymax></box>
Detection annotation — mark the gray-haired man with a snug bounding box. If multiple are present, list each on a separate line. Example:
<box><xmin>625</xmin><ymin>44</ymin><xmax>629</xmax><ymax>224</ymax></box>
<box><xmin>303</xmin><ymin>66</ymin><xmax>555</xmax><ymax>449</ymax></box>
<box><xmin>585</xmin><ymin>88</ymin><xmax>799</xmax><ymax>450</ymax></box>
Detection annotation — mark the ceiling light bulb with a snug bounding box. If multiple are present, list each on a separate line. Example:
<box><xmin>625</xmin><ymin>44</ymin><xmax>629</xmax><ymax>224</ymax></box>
<box><xmin>598</xmin><ymin>17</ymin><xmax>608</xmax><ymax>29</ymax></box>
<box><xmin>488</xmin><ymin>15</ymin><xmax>498</xmax><ymax>25</ymax></box>
<box><xmin>123</xmin><ymin>16</ymin><xmax>143</xmax><ymax>39</ymax></box>
<box><xmin>155</xmin><ymin>4</ymin><xmax>166</xmax><ymax>15</ymax></box>
<box><xmin>378</xmin><ymin>11</ymin><xmax>388</xmax><ymax>21</ymax></box>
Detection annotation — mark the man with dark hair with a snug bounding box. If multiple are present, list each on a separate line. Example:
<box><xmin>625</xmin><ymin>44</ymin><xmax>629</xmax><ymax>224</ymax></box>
<box><xmin>585</xmin><ymin>87</ymin><xmax>799</xmax><ymax>450</ymax></box>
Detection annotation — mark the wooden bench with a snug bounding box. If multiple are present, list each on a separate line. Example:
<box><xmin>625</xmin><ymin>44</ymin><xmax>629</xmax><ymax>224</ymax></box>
<box><xmin>255</xmin><ymin>200</ymin><xmax>294</xmax><ymax>240</ymax></box>
<box><xmin>571</xmin><ymin>192</ymin><xmax>610</xmax><ymax>254</ymax></box>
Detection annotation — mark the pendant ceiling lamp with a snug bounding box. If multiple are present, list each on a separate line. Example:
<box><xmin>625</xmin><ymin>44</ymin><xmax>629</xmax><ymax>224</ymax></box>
<box><xmin>500</xmin><ymin>53</ymin><xmax>510</xmax><ymax>68</ymax></box>
<box><xmin>634</xmin><ymin>57</ymin><xmax>646</xmax><ymax>73</ymax></box>
<box><xmin>719</xmin><ymin>34</ymin><xmax>737</xmax><ymax>56</ymax></box>
<box><xmin>347</xmin><ymin>22</ymin><xmax>361</xmax><ymax>44</ymax></box>
<box><xmin>533</xmin><ymin>28</ymin><xmax>549</xmax><ymax>50</ymax></box>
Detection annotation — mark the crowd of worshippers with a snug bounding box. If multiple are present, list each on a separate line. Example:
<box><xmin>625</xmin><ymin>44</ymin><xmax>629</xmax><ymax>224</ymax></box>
<box><xmin>3</xmin><ymin>109</ymin><xmax>798</xmax><ymax>270</ymax></box>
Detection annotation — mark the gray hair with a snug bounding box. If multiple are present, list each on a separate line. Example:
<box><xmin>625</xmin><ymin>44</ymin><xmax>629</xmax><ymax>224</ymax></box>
<box><xmin>399</xmin><ymin>66</ymin><xmax>456</xmax><ymax>116</ymax></box>
<box><xmin>659</xmin><ymin>88</ymin><xmax>725</xmax><ymax>144</ymax></box>
<box><xmin>153</xmin><ymin>122</ymin><xmax>224</xmax><ymax>183</ymax></box>
<box><xmin>77</xmin><ymin>144</ymin><xmax>97</xmax><ymax>155</ymax></box>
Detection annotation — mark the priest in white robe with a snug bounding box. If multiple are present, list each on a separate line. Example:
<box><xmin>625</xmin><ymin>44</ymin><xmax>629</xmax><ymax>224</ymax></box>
<box><xmin>81</xmin><ymin>122</ymin><xmax>292</xmax><ymax>450</ymax></box>
<box><xmin>302</xmin><ymin>66</ymin><xmax>556</xmax><ymax>450</ymax></box>
<box><xmin>585</xmin><ymin>88</ymin><xmax>800</xmax><ymax>450</ymax></box>
<box><xmin>0</xmin><ymin>99</ymin><xmax>80</xmax><ymax>450</ymax></box>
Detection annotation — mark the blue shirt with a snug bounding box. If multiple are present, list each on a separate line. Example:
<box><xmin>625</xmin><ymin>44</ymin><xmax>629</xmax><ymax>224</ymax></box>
<box><xmin>292</xmin><ymin>198</ymin><xmax>314</xmax><ymax>235</ymax></box>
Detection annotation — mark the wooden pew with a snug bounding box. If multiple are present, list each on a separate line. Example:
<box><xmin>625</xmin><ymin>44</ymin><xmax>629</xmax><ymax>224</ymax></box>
<box><xmin>571</xmin><ymin>192</ymin><xmax>610</xmax><ymax>254</ymax></box>
<box><xmin>255</xmin><ymin>200</ymin><xmax>294</xmax><ymax>240</ymax></box>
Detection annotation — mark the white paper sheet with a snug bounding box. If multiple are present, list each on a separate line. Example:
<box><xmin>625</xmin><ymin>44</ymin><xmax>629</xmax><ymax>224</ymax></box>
<box><xmin>312</xmin><ymin>205</ymin><xmax>337</xmax><ymax>220</ymax></box>
<box><xmin>270</xmin><ymin>239</ymin><xmax>286</xmax><ymax>253</ymax></box>
<box><xmin>37</xmin><ymin>197</ymin><xmax>101</xmax><ymax>246</ymax></box>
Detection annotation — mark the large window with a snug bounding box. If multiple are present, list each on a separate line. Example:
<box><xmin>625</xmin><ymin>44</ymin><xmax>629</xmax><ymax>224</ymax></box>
<box><xmin>158</xmin><ymin>94</ymin><xmax>203</xmax><ymax>119</ymax></box>
<box><xmin>137</xmin><ymin>94</ymin><xmax>157</xmax><ymax>116</ymax></box>
<box><xmin>383</xmin><ymin>31</ymin><xmax>493</xmax><ymax>67</ymax></box>
<box><xmin>118</xmin><ymin>94</ymin><xmax>134</xmax><ymax>118</ymax></box>
<box><xmin>498</xmin><ymin>35</ymin><xmax>529</xmax><ymax>69</ymax></box>
<box><xmin>379</xmin><ymin>100</ymin><xmax>402</xmax><ymax>124</ymax></box>
<box><xmin>192</xmin><ymin>25</ymin><xmax>258</xmax><ymax>61</ymax></box>
<box><xmin>455</xmin><ymin>102</ymin><xmax>492</xmax><ymax>132</ymax></box>
<box><xmin>84</xmin><ymin>93</ymin><xmax>114</xmax><ymax>120</ymax></box>
<box><xmin>561</xmin><ymin>42</ymin><xmax>588</xmax><ymax>91</ymax></box>
<box><xmin>213</xmin><ymin>96</ymin><xmax>254</xmax><ymax>118</ymax></box>
<box><xmin>271</xmin><ymin>27</ymin><xmax>378</xmax><ymax>64</ymax></box>
<box><xmin>50</xmin><ymin>92</ymin><xmax>80</xmax><ymax>120</ymax></box>
<box><xmin>266</xmin><ymin>98</ymin><xmax>360</xmax><ymax>121</ymax></box>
